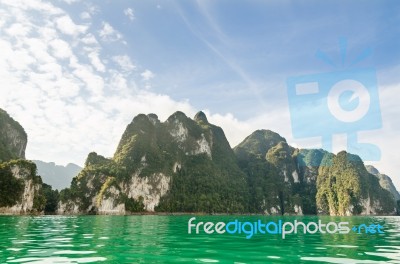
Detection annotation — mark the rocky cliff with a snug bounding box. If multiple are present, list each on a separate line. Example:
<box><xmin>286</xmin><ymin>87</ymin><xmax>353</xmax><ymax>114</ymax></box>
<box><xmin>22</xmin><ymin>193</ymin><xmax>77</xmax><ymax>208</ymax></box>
<box><xmin>366</xmin><ymin>165</ymin><xmax>400</xmax><ymax>202</ymax></box>
<box><xmin>58</xmin><ymin>111</ymin><xmax>248</xmax><ymax>214</ymax></box>
<box><xmin>58</xmin><ymin>111</ymin><xmax>398</xmax><ymax>216</ymax></box>
<box><xmin>234</xmin><ymin>130</ymin><xmax>303</xmax><ymax>215</ymax></box>
<box><xmin>234</xmin><ymin>130</ymin><xmax>396</xmax><ymax>216</ymax></box>
<box><xmin>0</xmin><ymin>160</ymin><xmax>45</xmax><ymax>214</ymax></box>
<box><xmin>0</xmin><ymin>108</ymin><xmax>45</xmax><ymax>215</ymax></box>
<box><xmin>316</xmin><ymin>152</ymin><xmax>396</xmax><ymax>216</ymax></box>
<box><xmin>0</xmin><ymin>109</ymin><xmax>27</xmax><ymax>162</ymax></box>
<box><xmin>2</xmin><ymin>108</ymin><xmax>396</xmax><ymax>216</ymax></box>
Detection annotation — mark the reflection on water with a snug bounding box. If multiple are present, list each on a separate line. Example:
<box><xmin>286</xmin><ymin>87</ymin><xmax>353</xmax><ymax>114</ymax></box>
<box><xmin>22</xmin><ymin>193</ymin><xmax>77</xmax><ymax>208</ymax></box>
<box><xmin>0</xmin><ymin>216</ymin><xmax>399</xmax><ymax>263</ymax></box>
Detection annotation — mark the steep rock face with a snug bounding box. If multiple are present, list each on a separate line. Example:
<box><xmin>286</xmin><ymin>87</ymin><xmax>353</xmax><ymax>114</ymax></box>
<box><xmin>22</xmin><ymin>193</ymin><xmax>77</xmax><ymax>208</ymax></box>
<box><xmin>366</xmin><ymin>165</ymin><xmax>400</xmax><ymax>202</ymax></box>
<box><xmin>57</xmin><ymin>110</ymin><xmax>398</xmax><ymax>216</ymax></box>
<box><xmin>123</xmin><ymin>172</ymin><xmax>170</xmax><ymax>211</ymax></box>
<box><xmin>0</xmin><ymin>109</ymin><xmax>27</xmax><ymax>162</ymax></box>
<box><xmin>266</xmin><ymin>141</ymin><xmax>302</xmax><ymax>215</ymax></box>
<box><xmin>0</xmin><ymin>160</ymin><xmax>44</xmax><ymax>215</ymax></box>
<box><xmin>295</xmin><ymin>149</ymin><xmax>330</xmax><ymax>215</ymax></box>
<box><xmin>59</xmin><ymin>111</ymin><xmax>249</xmax><ymax>214</ymax></box>
<box><xmin>316</xmin><ymin>152</ymin><xmax>396</xmax><ymax>216</ymax></box>
<box><xmin>234</xmin><ymin>130</ymin><xmax>303</xmax><ymax>215</ymax></box>
<box><xmin>234</xmin><ymin>129</ymin><xmax>397</xmax><ymax>216</ymax></box>
<box><xmin>0</xmin><ymin>109</ymin><xmax>45</xmax><ymax>215</ymax></box>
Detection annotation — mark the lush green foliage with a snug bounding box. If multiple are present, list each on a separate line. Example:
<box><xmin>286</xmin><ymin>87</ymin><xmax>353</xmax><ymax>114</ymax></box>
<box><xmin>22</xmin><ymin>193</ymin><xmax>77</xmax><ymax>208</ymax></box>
<box><xmin>234</xmin><ymin>129</ymin><xmax>286</xmax><ymax>161</ymax></box>
<box><xmin>397</xmin><ymin>200</ymin><xmax>400</xmax><ymax>215</ymax></box>
<box><xmin>156</xmin><ymin>154</ymin><xmax>248</xmax><ymax>213</ymax></box>
<box><xmin>237</xmin><ymin>154</ymin><xmax>282</xmax><ymax>213</ymax></box>
<box><xmin>316</xmin><ymin>151</ymin><xmax>395</xmax><ymax>215</ymax></box>
<box><xmin>0</xmin><ymin>160</ymin><xmax>46</xmax><ymax>213</ymax></box>
<box><xmin>33</xmin><ymin>185</ymin><xmax>46</xmax><ymax>213</ymax></box>
<box><xmin>0</xmin><ymin>162</ymin><xmax>24</xmax><ymax>207</ymax></box>
<box><xmin>62</xmin><ymin>112</ymin><xmax>249</xmax><ymax>214</ymax></box>
<box><xmin>42</xmin><ymin>183</ymin><xmax>60</xmax><ymax>213</ymax></box>
<box><xmin>58</xmin><ymin>112</ymin><xmax>398</xmax><ymax>216</ymax></box>
<box><xmin>124</xmin><ymin>196</ymin><xmax>145</xmax><ymax>212</ymax></box>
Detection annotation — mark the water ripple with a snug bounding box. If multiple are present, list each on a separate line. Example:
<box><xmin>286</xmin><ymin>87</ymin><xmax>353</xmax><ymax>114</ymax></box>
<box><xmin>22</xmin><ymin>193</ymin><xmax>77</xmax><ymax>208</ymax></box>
<box><xmin>0</xmin><ymin>215</ymin><xmax>399</xmax><ymax>263</ymax></box>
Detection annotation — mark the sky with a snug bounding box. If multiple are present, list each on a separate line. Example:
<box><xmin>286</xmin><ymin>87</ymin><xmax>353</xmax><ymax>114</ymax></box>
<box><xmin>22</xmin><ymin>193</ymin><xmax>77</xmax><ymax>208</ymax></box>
<box><xmin>0</xmin><ymin>0</ymin><xmax>399</xmax><ymax>188</ymax></box>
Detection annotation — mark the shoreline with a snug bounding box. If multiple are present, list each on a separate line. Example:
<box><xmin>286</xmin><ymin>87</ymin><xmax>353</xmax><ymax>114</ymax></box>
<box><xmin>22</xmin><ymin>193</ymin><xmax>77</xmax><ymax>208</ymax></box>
<box><xmin>1</xmin><ymin>212</ymin><xmax>398</xmax><ymax>217</ymax></box>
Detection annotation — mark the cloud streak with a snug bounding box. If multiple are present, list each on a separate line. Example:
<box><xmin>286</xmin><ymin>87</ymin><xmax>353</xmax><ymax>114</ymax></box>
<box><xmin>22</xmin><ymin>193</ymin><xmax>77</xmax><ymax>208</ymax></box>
<box><xmin>175</xmin><ymin>1</ymin><xmax>268</xmax><ymax>110</ymax></box>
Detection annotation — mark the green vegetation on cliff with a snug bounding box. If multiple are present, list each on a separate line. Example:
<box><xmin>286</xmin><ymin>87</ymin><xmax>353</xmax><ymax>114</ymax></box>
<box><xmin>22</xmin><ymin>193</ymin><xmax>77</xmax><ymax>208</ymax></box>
<box><xmin>235</xmin><ymin>131</ymin><xmax>304</xmax><ymax>215</ymax></box>
<box><xmin>235</xmin><ymin>130</ymin><xmax>397</xmax><ymax>216</ymax></box>
<box><xmin>0</xmin><ymin>160</ymin><xmax>46</xmax><ymax>213</ymax></box>
<box><xmin>156</xmin><ymin>112</ymin><xmax>248</xmax><ymax>213</ymax></box>
<box><xmin>0</xmin><ymin>161</ymin><xmax>24</xmax><ymax>207</ymax></box>
<box><xmin>316</xmin><ymin>151</ymin><xmax>395</xmax><ymax>215</ymax></box>
<box><xmin>42</xmin><ymin>183</ymin><xmax>59</xmax><ymax>213</ymax></box>
<box><xmin>61</xmin><ymin>112</ymin><xmax>248</xmax><ymax>214</ymax></box>
<box><xmin>57</xmin><ymin>111</ymin><xmax>399</xmax><ymax>216</ymax></box>
<box><xmin>0</xmin><ymin>109</ymin><xmax>58</xmax><ymax>215</ymax></box>
<box><xmin>60</xmin><ymin>152</ymin><xmax>144</xmax><ymax>213</ymax></box>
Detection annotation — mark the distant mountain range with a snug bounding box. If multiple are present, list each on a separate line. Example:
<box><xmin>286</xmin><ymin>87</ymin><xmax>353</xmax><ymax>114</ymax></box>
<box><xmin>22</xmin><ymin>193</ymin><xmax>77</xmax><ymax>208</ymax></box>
<box><xmin>32</xmin><ymin>161</ymin><xmax>82</xmax><ymax>190</ymax></box>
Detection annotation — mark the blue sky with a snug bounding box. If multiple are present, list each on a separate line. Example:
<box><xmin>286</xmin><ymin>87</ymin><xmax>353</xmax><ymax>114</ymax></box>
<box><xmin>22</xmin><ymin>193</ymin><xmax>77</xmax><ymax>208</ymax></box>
<box><xmin>0</xmin><ymin>0</ymin><xmax>399</xmax><ymax>187</ymax></box>
<box><xmin>60</xmin><ymin>0</ymin><xmax>400</xmax><ymax>118</ymax></box>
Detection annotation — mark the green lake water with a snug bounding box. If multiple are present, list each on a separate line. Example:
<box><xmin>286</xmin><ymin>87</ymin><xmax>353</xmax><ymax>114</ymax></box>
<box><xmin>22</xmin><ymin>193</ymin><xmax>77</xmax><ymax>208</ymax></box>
<box><xmin>0</xmin><ymin>215</ymin><xmax>399</xmax><ymax>263</ymax></box>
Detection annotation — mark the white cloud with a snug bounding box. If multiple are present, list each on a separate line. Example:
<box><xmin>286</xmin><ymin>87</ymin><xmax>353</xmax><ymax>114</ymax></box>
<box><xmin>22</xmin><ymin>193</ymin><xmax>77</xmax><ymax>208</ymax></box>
<box><xmin>49</xmin><ymin>39</ymin><xmax>73</xmax><ymax>59</ymax></box>
<box><xmin>98</xmin><ymin>22</ymin><xmax>122</xmax><ymax>42</ymax></box>
<box><xmin>141</xmin><ymin>69</ymin><xmax>155</xmax><ymax>81</ymax></box>
<box><xmin>80</xmin><ymin>33</ymin><xmax>99</xmax><ymax>45</ymax></box>
<box><xmin>1</xmin><ymin>0</ymin><xmax>63</xmax><ymax>16</ymax></box>
<box><xmin>80</xmin><ymin>12</ymin><xmax>91</xmax><ymax>20</ymax></box>
<box><xmin>124</xmin><ymin>8</ymin><xmax>135</xmax><ymax>21</ymax></box>
<box><xmin>62</xmin><ymin>0</ymin><xmax>81</xmax><ymax>4</ymax></box>
<box><xmin>25</xmin><ymin>38</ymin><xmax>55</xmax><ymax>63</ymax></box>
<box><xmin>55</xmin><ymin>15</ymin><xmax>87</xmax><ymax>36</ymax></box>
<box><xmin>8</xmin><ymin>49</ymin><xmax>36</xmax><ymax>71</ymax></box>
<box><xmin>5</xmin><ymin>23</ymin><xmax>31</xmax><ymax>36</ymax></box>
<box><xmin>109</xmin><ymin>72</ymin><xmax>129</xmax><ymax>92</ymax></box>
<box><xmin>72</xmin><ymin>64</ymin><xmax>104</xmax><ymax>98</ymax></box>
<box><xmin>87</xmin><ymin>4</ymin><xmax>100</xmax><ymax>16</ymax></box>
<box><xmin>112</xmin><ymin>55</ymin><xmax>135</xmax><ymax>72</ymax></box>
<box><xmin>88</xmin><ymin>51</ymin><xmax>106</xmax><ymax>72</ymax></box>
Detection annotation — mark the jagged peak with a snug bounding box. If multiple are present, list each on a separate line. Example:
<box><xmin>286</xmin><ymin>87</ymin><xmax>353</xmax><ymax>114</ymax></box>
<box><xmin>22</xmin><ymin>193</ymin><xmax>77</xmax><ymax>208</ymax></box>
<box><xmin>147</xmin><ymin>113</ymin><xmax>158</xmax><ymax>119</ymax></box>
<box><xmin>252</xmin><ymin>129</ymin><xmax>286</xmax><ymax>141</ymax></box>
<box><xmin>194</xmin><ymin>111</ymin><xmax>208</xmax><ymax>123</ymax></box>
<box><xmin>130</xmin><ymin>113</ymin><xmax>160</xmax><ymax>127</ymax></box>
<box><xmin>85</xmin><ymin>152</ymin><xmax>111</xmax><ymax>167</ymax></box>
<box><xmin>132</xmin><ymin>113</ymin><xmax>149</xmax><ymax>122</ymax></box>
<box><xmin>147</xmin><ymin>114</ymin><xmax>160</xmax><ymax>125</ymax></box>
<box><xmin>0</xmin><ymin>108</ymin><xmax>28</xmax><ymax>160</ymax></box>
<box><xmin>365</xmin><ymin>165</ymin><xmax>380</xmax><ymax>175</ymax></box>
<box><xmin>167</xmin><ymin>111</ymin><xmax>188</xmax><ymax>123</ymax></box>
<box><xmin>234</xmin><ymin>129</ymin><xmax>287</xmax><ymax>160</ymax></box>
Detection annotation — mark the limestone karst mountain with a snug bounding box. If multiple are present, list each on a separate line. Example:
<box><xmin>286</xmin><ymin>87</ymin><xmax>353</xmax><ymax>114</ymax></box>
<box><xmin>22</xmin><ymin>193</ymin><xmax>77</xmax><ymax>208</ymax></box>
<box><xmin>58</xmin><ymin>111</ymin><xmax>399</xmax><ymax>216</ymax></box>
<box><xmin>0</xmin><ymin>109</ymin><xmax>45</xmax><ymax>215</ymax></box>
<box><xmin>1</xmin><ymin>108</ymin><xmax>398</xmax><ymax>216</ymax></box>
<box><xmin>58</xmin><ymin>111</ymin><xmax>248</xmax><ymax>214</ymax></box>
